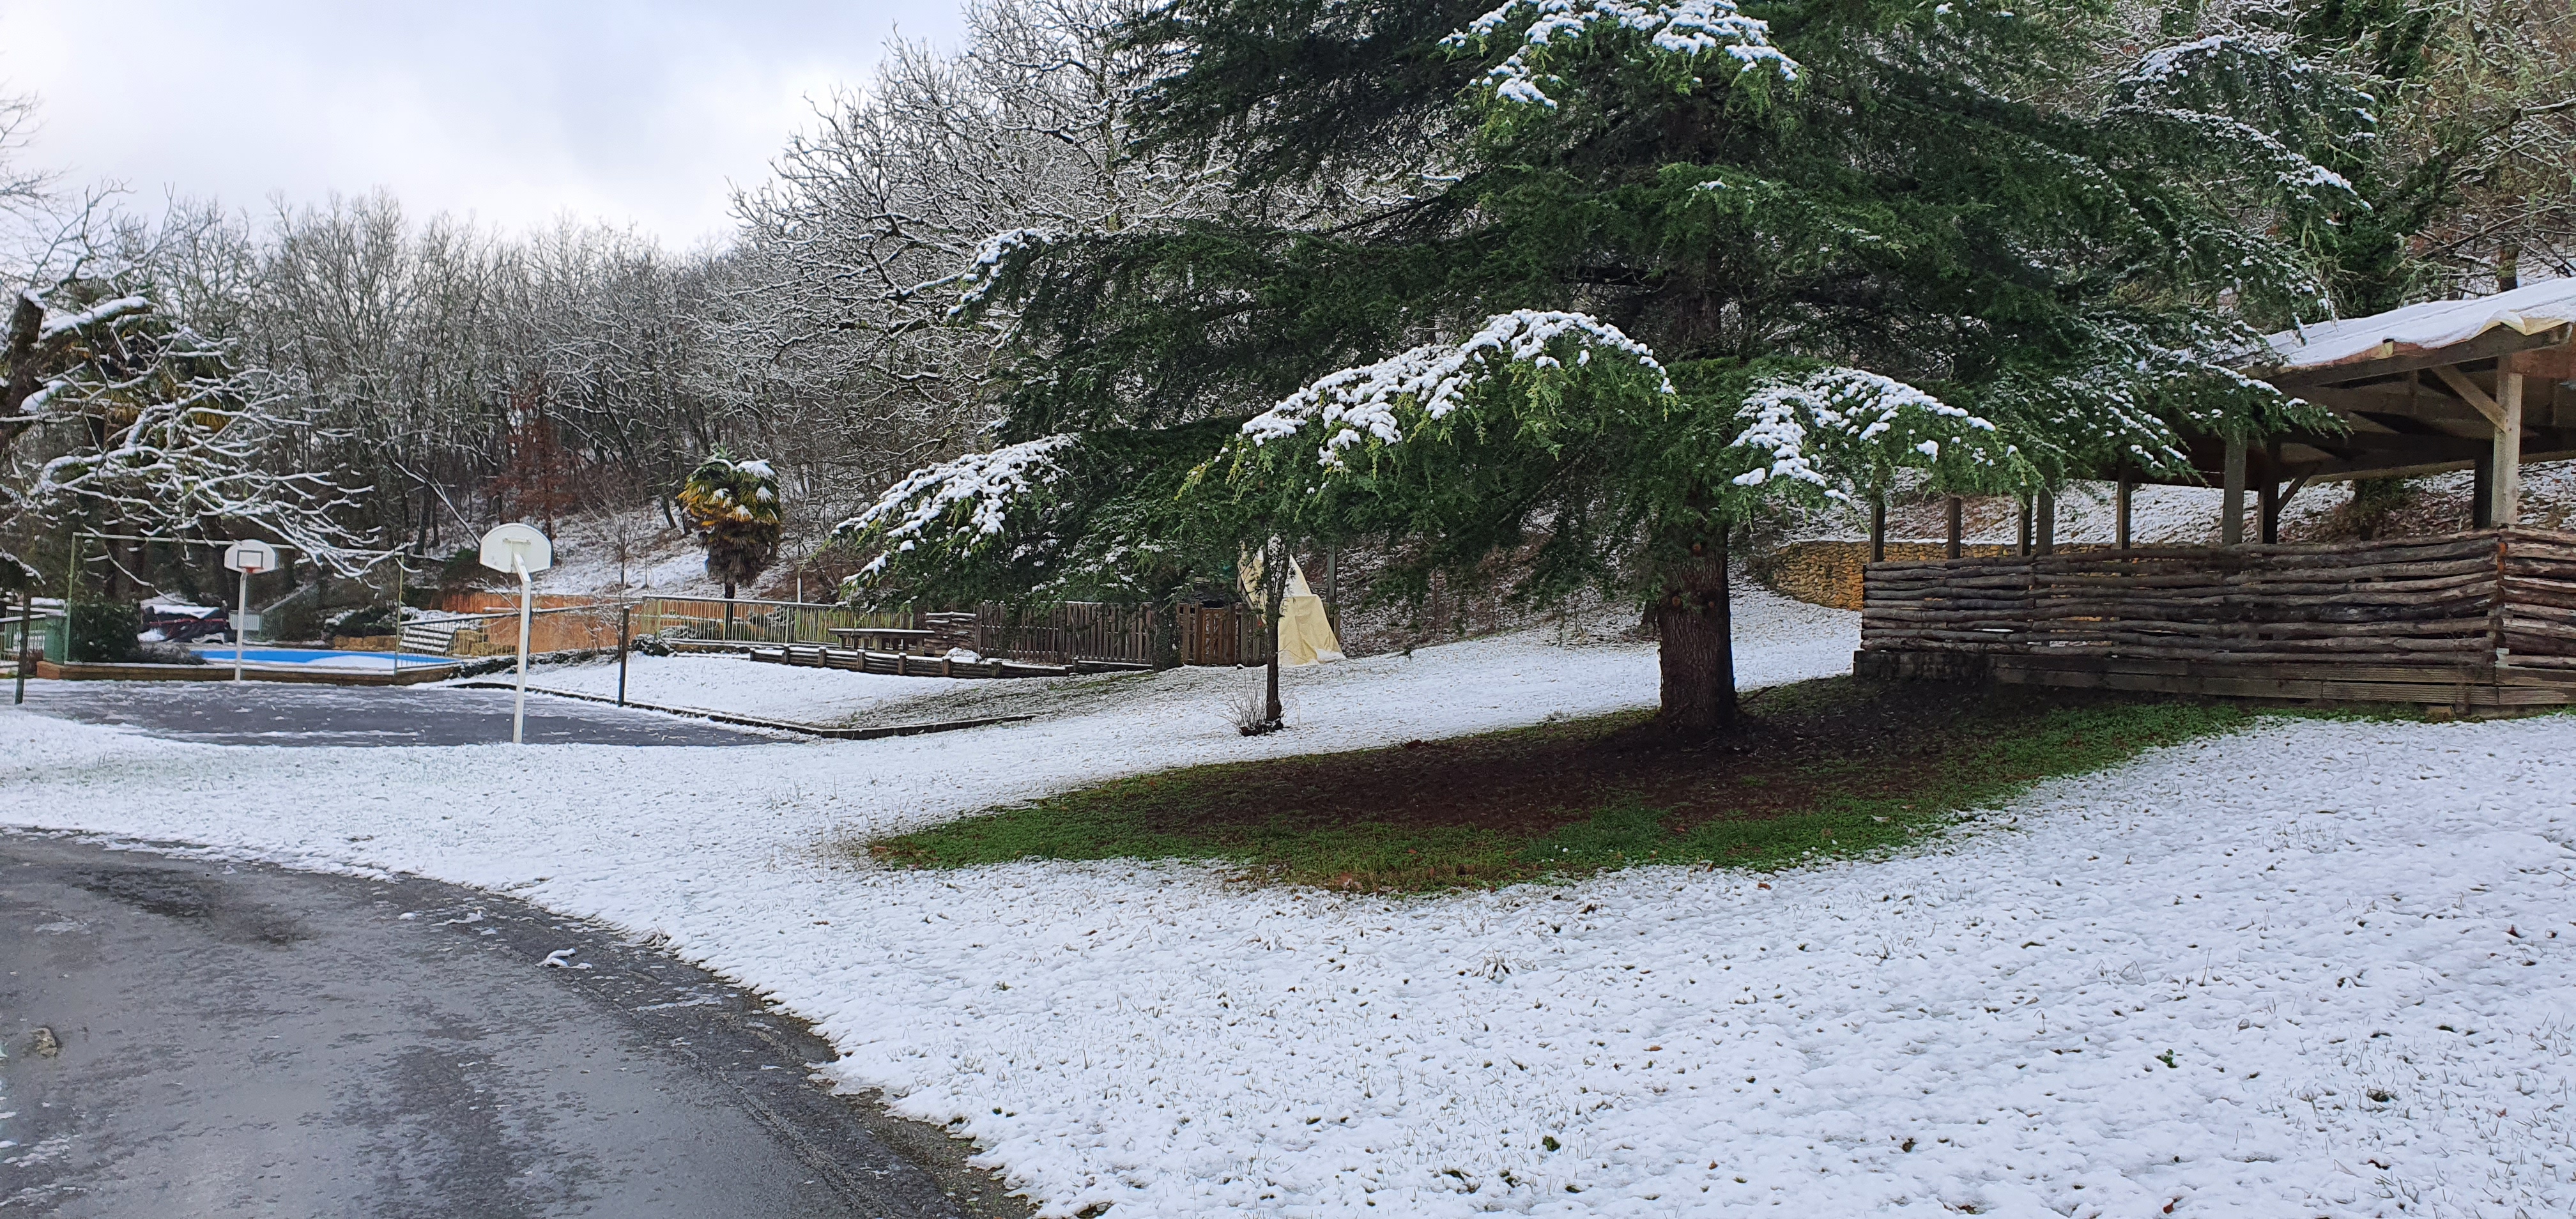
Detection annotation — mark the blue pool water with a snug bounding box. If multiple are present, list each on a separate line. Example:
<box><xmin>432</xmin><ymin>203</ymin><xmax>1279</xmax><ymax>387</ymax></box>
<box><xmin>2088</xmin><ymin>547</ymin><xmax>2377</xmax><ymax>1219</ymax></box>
<box><xmin>189</xmin><ymin>645</ymin><xmax>454</xmax><ymax>667</ymax></box>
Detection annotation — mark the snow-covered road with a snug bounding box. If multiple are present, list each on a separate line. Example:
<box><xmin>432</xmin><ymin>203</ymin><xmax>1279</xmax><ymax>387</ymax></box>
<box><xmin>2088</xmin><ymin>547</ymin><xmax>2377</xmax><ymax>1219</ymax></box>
<box><xmin>4</xmin><ymin>586</ymin><xmax>2570</xmax><ymax>1217</ymax></box>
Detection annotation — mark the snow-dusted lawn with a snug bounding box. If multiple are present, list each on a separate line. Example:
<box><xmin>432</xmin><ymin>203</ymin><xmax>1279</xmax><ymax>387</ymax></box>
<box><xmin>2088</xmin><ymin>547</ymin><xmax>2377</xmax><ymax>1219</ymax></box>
<box><xmin>507</xmin><ymin>579</ymin><xmax>1855</xmax><ymax>732</ymax></box>
<box><xmin>5</xmin><ymin>587</ymin><xmax>2572</xmax><ymax>1217</ymax></box>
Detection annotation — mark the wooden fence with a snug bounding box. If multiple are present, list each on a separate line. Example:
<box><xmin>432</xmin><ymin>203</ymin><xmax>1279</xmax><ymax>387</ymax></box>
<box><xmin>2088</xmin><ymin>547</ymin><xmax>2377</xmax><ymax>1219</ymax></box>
<box><xmin>422</xmin><ymin>589</ymin><xmax>1273</xmax><ymax>667</ymax></box>
<box><xmin>1175</xmin><ymin>603</ymin><xmax>1275</xmax><ymax>667</ymax></box>
<box><xmin>1859</xmin><ymin>527</ymin><xmax>2576</xmax><ymax>673</ymax></box>
<box><xmin>974</xmin><ymin>602</ymin><xmax>1161</xmax><ymax>666</ymax></box>
<box><xmin>431</xmin><ymin>592</ymin><xmax>908</xmax><ymax>653</ymax></box>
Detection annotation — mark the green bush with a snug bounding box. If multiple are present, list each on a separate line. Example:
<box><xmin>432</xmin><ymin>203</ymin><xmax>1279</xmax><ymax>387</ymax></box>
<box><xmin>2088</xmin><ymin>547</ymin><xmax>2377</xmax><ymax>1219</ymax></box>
<box><xmin>68</xmin><ymin>601</ymin><xmax>142</xmax><ymax>664</ymax></box>
<box><xmin>261</xmin><ymin>586</ymin><xmax>323</xmax><ymax>642</ymax></box>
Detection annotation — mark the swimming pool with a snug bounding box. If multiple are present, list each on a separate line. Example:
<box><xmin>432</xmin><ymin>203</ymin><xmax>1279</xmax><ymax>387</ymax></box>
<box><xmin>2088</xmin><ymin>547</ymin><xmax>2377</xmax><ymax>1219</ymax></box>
<box><xmin>189</xmin><ymin>645</ymin><xmax>457</xmax><ymax>670</ymax></box>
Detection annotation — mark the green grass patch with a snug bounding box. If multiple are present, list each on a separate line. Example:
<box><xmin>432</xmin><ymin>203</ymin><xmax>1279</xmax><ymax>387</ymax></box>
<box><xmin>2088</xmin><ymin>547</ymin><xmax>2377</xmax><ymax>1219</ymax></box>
<box><xmin>864</xmin><ymin>678</ymin><xmax>2288</xmax><ymax>892</ymax></box>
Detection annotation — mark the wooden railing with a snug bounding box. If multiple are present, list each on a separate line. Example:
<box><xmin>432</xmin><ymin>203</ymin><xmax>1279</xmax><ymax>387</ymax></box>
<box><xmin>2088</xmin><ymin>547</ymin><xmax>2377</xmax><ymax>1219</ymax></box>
<box><xmin>1860</xmin><ymin>527</ymin><xmax>2576</xmax><ymax>671</ymax></box>
<box><xmin>974</xmin><ymin>601</ymin><xmax>1162</xmax><ymax>666</ymax></box>
<box><xmin>424</xmin><ymin>588</ymin><xmax>1269</xmax><ymax>667</ymax></box>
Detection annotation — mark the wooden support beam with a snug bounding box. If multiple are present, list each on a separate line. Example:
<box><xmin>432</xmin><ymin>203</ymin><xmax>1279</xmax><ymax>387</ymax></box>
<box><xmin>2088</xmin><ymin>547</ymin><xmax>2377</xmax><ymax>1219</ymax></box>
<box><xmin>2221</xmin><ymin>436</ymin><xmax>2247</xmax><ymax>546</ymax></box>
<box><xmin>2035</xmin><ymin>489</ymin><xmax>2055</xmax><ymax>556</ymax></box>
<box><xmin>2499</xmin><ymin>371</ymin><xmax>2524</xmax><ymax>526</ymax></box>
<box><xmin>2017</xmin><ymin>497</ymin><xmax>2033</xmax><ymax>556</ymax></box>
<box><xmin>1869</xmin><ymin>496</ymin><xmax>1887</xmax><ymax>564</ymax></box>
<box><xmin>2115</xmin><ymin>473</ymin><xmax>2133</xmax><ymax>551</ymax></box>
<box><xmin>2432</xmin><ymin>364</ymin><xmax>2510</xmax><ymax>429</ymax></box>
<box><xmin>1944</xmin><ymin>496</ymin><xmax>1962</xmax><ymax>560</ymax></box>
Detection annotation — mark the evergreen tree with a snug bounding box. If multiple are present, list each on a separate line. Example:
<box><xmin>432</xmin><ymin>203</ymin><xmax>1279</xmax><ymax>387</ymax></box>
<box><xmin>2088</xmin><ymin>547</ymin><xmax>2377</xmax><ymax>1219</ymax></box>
<box><xmin>844</xmin><ymin>0</ymin><xmax>2349</xmax><ymax>731</ymax></box>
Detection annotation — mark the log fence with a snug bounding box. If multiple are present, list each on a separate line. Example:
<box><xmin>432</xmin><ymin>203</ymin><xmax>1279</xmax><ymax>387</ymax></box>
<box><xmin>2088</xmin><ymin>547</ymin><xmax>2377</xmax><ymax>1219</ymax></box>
<box><xmin>1857</xmin><ymin>528</ymin><xmax>2576</xmax><ymax>709</ymax></box>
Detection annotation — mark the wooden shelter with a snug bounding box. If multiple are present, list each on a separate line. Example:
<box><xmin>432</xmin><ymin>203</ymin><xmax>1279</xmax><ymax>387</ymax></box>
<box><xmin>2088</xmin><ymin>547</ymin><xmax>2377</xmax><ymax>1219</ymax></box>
<box><xmin>1857</xmin><ymin>282</ymin><xmax>2576</xmax><ymax>713</ymax></box>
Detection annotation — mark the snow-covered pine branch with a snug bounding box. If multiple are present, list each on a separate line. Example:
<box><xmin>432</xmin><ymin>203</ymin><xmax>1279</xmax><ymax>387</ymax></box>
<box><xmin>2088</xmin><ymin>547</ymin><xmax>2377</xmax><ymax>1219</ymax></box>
<box><xmin>942</xmin><ymin>227</ymin><xmax>1061</xmax><ymax>319</ymax></box>
<box><xmin>1234</xmin><ymin>310</ymin><xmax>1675</xmax><ymax>474</ymax></box>
<box><xmin>1972</xmin><ymin>321</ymin><xmax>2345</xmax><ymax>486</ymax></box>
<box><xmin>2105</xmin><ymin>34</ymin><xmax>2373</xmax><ymax>213</ymax></box>
<box><xmin>832</xmin><ymin>433</ymin><xmax>1080</xmax><ymax>596</ymax></box>
<box><xmin>1726</xmin><ymin>367</ymin><xmax>2032</xmax><ymax>503</ymax></box>
<box><xmin>1443</xmin><ymin>0</ymin><xmax>1799</xmax><ymax>111</ymax></box>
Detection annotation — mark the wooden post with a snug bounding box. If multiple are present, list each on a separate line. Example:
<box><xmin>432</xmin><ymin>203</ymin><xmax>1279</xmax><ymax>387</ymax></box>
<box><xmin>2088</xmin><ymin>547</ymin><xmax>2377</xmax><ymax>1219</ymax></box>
<box><xmin>2115</xmin><ymin>472</ymin><xmax>2134</xmax><ymax>551</ymax></box>
<box><xmin>2472</xmin><ymin>451</ymin><xmax>2496</xmax><ymax>530</ymax></box>
<box><xmin>2257</xmin><ymin>478</ymin><xmax>2278</xmax><ymax>544</ymax></box>
<box><xmin>2221</xmin><ymin>436</ymin><xmax>2247</xmax><ymax>546</ymax></box>
<box><xmin>1325</xmin><ymin>545</ymin><xmax>1338</xmax><ymax>626</ymax></box>
<box><xmin>617</xmin><ymin>605</ymin><xmax>632</xmax><ymax>706</ymax></box>
<box><xmin>2016</xmin><ymin>497</ymin><xmax>2032</xmax><ymax>557</ymax></box>
<box><xmin>63</xmin><ymin>533</ymin><xmax>79</xmax><ymax>661</ymax></box>
<box><xmin>2497</xmin><ymin>370</ymin><xmax>2524</xmax><ymax>526</ymax></box>
<box><xmin>2034</xmin><ymin>489</ymin><xmax>2055</xmax><ymax>556</ymax></box>
<box><xmin>1944</xmin><ymin>496</ymin><xmax>1963</xmax><ymax>560</ymax></box>
<box><xmin>13</xmin><ymin>588</ymin><xmax>27</xmax><ymax>704</ymax></box>
<box><xmin>1868</xmin><ymin>495</ymin><xmax>1886</xmax><ymax>564</ymax></box>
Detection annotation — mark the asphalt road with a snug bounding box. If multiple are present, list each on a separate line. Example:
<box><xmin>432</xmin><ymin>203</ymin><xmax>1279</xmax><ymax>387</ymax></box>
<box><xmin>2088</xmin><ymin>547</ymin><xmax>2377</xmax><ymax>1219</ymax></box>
<box><xmin>9</xmin><ymin>680</ymin><xmax>776</xmax><ymax>747</ymax></box>
<box><xmin>0</xmin><ymin>834</ymin><xmax>1027</xmax><ymax>1218</ymax></box>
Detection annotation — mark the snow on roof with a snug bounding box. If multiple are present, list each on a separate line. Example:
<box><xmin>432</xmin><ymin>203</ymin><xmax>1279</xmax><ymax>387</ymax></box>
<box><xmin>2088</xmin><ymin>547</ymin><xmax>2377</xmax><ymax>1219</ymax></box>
<box><xmin>2260</xmin><ymin>277</ymin><xmax>2576</xmax><ymax>375</ymax></box>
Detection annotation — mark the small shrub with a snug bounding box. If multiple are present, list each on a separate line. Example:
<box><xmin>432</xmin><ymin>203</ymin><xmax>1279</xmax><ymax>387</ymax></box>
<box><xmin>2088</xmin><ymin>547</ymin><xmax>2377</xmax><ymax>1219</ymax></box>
<box><xmin>261</xmin><ymin>585</ymin><xmax>323</xmax><ymax>641</ymax></box>
<box><xmin>437</xmin><ymin>546</ymin><xmax>489</xmax><ymax>589</ymax></box>
<box><xmin>1229</xmin><ymin>678</ymin><xmax>1282</xmax><ymax>736</ymax></box>
<box><xmin>329</xmin><ymin>606</ymin><xmax>398</xmax><ymax>638</ymax></box>
<box><xmin>67</xmin><ymin>601</ymin><xmax>142</xmax><ymax>664</ymax></box>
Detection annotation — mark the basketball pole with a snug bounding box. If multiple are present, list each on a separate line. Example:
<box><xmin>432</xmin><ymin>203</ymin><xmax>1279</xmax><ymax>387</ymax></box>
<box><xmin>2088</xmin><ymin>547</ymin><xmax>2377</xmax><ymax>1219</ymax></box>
<box><xmin>512</xmin><ymin>556</ymin><xmax>533</xmax><ymax>746</ymax></box>
<box><xmin>13</xmin><ymin>588</ymin><xmax>29</xmax><ymax>705</ymax></box>
<box><xmin>236</xmin><ymin>563</ymin><xmax>250</xmax><ymax>682</ymax></box>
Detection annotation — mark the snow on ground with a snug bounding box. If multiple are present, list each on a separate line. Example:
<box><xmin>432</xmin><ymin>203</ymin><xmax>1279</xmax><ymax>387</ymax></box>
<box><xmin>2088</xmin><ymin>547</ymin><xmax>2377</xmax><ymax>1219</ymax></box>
<box><xmin>517</xmin><ymin>579</ymin><xmax>1856</xmax><ymax>731</ymax></box>
<box><xmin>520</xmin><ymin>652</ymin><xmax>965</xmax><ymax>726</ymax></box>
<box><xmin>5</xmin><ymin>586</ymin><xmax>2573</xmax><ymax>1217</ymax></box>
<box><xmin>531</xmin><ymin>509</ymin><xmax>742</xmax><ymax>599</ymax></box>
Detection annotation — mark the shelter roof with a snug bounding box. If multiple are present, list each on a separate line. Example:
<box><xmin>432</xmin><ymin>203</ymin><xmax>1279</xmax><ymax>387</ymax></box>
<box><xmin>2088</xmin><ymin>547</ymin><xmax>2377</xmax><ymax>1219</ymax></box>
<box><xmin>2259</xmin><ymin>278</ymin><xmax>2576</xmax><ymax>377</ymax></box>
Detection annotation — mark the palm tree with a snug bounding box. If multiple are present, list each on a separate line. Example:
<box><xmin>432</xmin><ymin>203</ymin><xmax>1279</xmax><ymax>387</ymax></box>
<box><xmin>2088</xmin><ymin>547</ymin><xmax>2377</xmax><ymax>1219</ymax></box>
<box><xmin>676</xmin><ymin>454</ymin><xmax>783</xmax><ymax>639</ymax></box>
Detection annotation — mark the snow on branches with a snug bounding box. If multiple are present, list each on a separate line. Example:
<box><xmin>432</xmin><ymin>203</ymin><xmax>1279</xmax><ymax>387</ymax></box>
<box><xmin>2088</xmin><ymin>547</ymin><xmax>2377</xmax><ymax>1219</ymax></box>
<box><xmin>1728</xmin><ymin>367</ymin><xmax>2029</xmax><ymax>502</ymax></box>
<box><xmin>2107</xmin><ymin>35</ymin><xmax>2372</xmax><ymax>211</ymax></box>
<box><xmin>941</xmin><ymin>227</ymin><xmax>1059</xmax><ymax>320</ymax></box>
<box><xmin>834</xmin><ymin>433</ymin><xmax>1078</xmax><ymax>579</ymax></box>
<box><xmin>1238</xmin><ymin>310</ymin><xmax>1674</xmax><ymax>473</ymax></box>
<box><xmin>19</xmin><ymin>309</ymin><xmax>375</xmax><ymax>574</ymax></box>
<box><xmin>1977</xmin><ymin>327</ymin><xmax>2341</xmax><ymax>484</ymax></box>
<box><xmin>1444</xmin><ymin>0</ymin><xmax>1798</xmax><ymax>110</ymax></box>
<box><xmin>34</xmin><ymin>294</ymin><xmax>149</xmax><ymax>343</ymax></box>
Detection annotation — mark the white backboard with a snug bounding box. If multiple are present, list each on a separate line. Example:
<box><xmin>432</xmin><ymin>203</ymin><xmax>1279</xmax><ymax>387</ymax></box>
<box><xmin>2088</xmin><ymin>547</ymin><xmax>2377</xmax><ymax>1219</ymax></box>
<box><xmin>479</xmin><ymin>523</ymin><xmax>554</xmax><ymax>574</ymax></box>
<box><xmin>222</xmin><ymin>540</ymin><xmax>280</xmax><ymax>574</ymax></box>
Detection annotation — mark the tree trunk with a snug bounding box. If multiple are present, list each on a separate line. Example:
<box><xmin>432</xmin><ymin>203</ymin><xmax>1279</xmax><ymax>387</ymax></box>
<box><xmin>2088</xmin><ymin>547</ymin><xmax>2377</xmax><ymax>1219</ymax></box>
<box><xmin>1261</xmin><ymin>539</ymin><xmax>1287</xmax><ymax>729</ymax></box>
<box><xmin>1652</xmin><ymin>530</ymin><xmax>1735</xmax><ymax>733</ymax></box>
<box><xmin>1264</xmin><ymin>644</ymin><xmax>1282</xmax><ymax>727</ymax></box>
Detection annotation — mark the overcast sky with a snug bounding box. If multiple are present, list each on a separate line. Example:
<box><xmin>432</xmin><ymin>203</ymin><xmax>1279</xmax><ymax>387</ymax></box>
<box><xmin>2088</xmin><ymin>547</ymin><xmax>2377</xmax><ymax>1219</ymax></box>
<box><xmin>0</xmin><ymin>1</ymin><xmax>968</xmax><ymax>247</ymax></box>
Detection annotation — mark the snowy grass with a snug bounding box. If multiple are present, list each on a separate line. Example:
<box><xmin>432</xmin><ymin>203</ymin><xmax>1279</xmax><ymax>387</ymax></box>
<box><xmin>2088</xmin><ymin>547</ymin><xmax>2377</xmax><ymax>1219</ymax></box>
<box><xmin>868</xmin><ymin>686</ymin><xmax>2271</xmax><ymax>891</ymax></box>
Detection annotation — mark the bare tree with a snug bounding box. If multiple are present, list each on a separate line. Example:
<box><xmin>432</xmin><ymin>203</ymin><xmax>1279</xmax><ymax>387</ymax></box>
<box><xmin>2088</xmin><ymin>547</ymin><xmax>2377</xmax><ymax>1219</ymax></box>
<box><xmin>718</xmin><ymin>0</ymin><xmax>1234</xmax><ymax>526</ymax></box>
